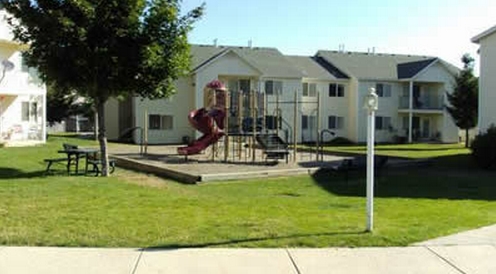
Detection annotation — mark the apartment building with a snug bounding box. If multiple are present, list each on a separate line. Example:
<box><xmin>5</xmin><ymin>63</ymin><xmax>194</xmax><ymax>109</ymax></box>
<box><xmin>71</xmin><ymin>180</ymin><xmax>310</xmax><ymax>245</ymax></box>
<box><xmin>0</xmin><ymin>10</ymin><xmax>47</xmax><ymax>146</ymax></box>
<box><xmin>105</xmin><ymin>44</ymin><xmax>459</xmax><ymax>144</ymax></box>
<box><xmin>472</xmin><ymin>25</ymin><xmax>496</xmax><ymax>133</ymax></box>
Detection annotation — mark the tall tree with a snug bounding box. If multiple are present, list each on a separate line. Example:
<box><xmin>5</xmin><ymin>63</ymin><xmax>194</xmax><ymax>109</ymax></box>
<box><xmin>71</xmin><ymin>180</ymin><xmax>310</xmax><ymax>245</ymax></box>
<box><xmin>2</xmin><ymin>0</ymin><xmax>204</xmax><ymax>175</ymax></box>
<box><xmin>446</xmin><ymin>54</ymin><xmax>478</xmax><ymax>148</ymax></box>
<box><xmin>46</xmin><ymin>83</ymin><xmax>78</xmax><ymax>125</ymax></box>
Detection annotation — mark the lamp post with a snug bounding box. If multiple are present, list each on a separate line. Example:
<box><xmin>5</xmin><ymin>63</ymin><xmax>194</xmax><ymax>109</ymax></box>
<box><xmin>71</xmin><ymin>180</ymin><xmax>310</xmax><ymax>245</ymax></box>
<box><xmin>363</xmin><ymin>87</ymin><xmax>378</xmax><ymax>232</ymax></box>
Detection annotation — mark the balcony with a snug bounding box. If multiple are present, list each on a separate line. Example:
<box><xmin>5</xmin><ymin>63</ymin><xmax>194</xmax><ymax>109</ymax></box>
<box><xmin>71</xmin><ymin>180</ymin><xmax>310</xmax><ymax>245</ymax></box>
<box><xmin>399</xmin><ymin>95</ymin><xmax>444</xmax><ymax>111</ymax></box>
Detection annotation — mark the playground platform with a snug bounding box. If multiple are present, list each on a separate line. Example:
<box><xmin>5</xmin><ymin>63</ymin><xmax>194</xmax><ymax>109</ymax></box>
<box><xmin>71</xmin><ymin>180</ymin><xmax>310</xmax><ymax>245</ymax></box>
<box><xmin>109</xmin><ymin>144</ymin><xmax>426</xmax><ymax>184</ymax></box>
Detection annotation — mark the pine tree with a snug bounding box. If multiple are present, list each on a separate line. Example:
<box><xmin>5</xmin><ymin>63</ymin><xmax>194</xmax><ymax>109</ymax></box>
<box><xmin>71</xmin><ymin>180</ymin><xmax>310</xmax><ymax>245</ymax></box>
<box><xmin>446</xmin><ymin>54</ymin><xmax>478</xmax><ymax>148</ymax></box>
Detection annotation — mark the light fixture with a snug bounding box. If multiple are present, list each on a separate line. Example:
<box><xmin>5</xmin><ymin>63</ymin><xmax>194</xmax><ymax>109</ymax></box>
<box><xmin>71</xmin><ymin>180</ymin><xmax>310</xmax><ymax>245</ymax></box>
<box><xmin>363</xmin><ymin>87</ymin><xmax>378</xmax><ymax>112</ymax></box>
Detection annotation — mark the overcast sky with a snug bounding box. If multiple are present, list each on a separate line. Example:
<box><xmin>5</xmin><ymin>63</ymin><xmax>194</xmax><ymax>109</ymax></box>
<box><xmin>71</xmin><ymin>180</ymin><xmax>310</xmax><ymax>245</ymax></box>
<box><xmin>183</xmin><ymin>0</ymin><xmax>496</xmax><ymax>75</ymax></box>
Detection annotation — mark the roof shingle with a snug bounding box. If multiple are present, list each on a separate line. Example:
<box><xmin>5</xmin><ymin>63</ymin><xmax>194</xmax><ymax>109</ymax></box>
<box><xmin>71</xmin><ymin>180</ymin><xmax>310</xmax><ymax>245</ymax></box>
<box><xmin>190</xmin><ymin>44</ymin><xmax>304</xmax><ymax>78</ymax></box>
<box><xmin>316</xmin><ymin>51</ymin><xmax>437</xmax><ymax>80</ymax></box>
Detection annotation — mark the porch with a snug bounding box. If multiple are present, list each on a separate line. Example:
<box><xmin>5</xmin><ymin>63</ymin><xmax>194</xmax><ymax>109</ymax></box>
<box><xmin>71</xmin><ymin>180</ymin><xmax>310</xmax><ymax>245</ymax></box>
<box><xmin>397</xmin><ymin>113</ymin><xmax>443</xmax><ymax>143</ymax></box>
<box><xmin>398</xmin><ymin>82</ymin><xmax>445</xmax><ymax>111</ymax></box>
<box><xmin>397</xmin><ymin>81</ymin><xmax>446</xmax><ymax>142</ymax></box>
<box><xmin>0</xmin><ymin>93</ymin><xmax>45</xmax><ymax>145</ymax></box>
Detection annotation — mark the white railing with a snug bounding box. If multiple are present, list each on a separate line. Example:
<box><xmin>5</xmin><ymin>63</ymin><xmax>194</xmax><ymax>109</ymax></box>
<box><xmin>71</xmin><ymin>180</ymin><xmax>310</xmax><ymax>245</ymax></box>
<box><xmin>399</xmin><ymin>95</ymin><xmax>444</xmax><ymax>110</ymax></box>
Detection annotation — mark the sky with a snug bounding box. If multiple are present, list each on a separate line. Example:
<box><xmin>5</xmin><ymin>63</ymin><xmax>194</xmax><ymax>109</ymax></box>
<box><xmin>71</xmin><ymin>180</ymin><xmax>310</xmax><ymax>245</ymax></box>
<box><xmin>182</xmin><ymin>0</ymin><xmax>496</xmax><ymax>75</ymax></box>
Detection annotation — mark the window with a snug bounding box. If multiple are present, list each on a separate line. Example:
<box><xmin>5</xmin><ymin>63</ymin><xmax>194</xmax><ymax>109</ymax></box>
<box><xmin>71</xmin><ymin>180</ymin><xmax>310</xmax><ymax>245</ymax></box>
<box><xmin>149</xmin><ymin>115</ymin><xmax>161</xmax><ymax>130</ymax></box>
<box><xmin>303</xmin><ymin>83</ymin><xmax>317</xmax><ymax>97</ymax></box>
<box><xmin>329</xmin><ymin>83</ymin><xmax>345</xmax><ymax>97</ymax></box>
<box><xmin>328</xmin><ymin>116</ymin><xmax>344</xmax><ymax>129</ymax></box>
<box><xmin>265</xmin><ymin>115</ymin><xmax>281</xmax><ymax>130</ymax></box>
<box><xmin>265</xmin><ymin>80</ymin><xmax>282</xmax><ymax>95</ymax></box>
<box><xmin>239</xmin><ymin>79</ymin><xmax>250</xmax><ymax>93</ymax></box>
<box><xmin>302</xmin><ymin>115</ymin><xmax>317</xmax><ymax>130</ymax></box>
<box><xmin>21</xmin><ymin>101</ymin><xmax>38</xmax><ymax>122</ymax></box>
<box><xmin>161</xmin><ymin>115</ymin><xmax>173</xmax><ymax>130</ymax></box>
<box><xmin>149</xmin><ymin>115</ymin><xmax>174</xmax><ymax>130</ymax></box>
<box><xmin>376</xmin><ymin>83</ymin><xmax>392</xmax><ymax>97</ymax></box>
<box><xmin>376</xmin><ymin>116</ymin><xmax>392</xmax><ymax>130</ymax></box>
<box><xmin>31</xmin><ymin>102</ymin><xmax>38</xmax><ymax>121</ymax></box>
<box><xmin>309</xmin><ymin>116</ymin><xmax>316</xmax><ymax>130</ymax></box>
<box><xmin>21</xmin><ymin>102</ymin><xmax>30</xmax><ymax>121</ymax></box>
<box><xmin>302</xmin><ymin>115</ymin><xmax>308</xmax><ymax>130</ymax></box>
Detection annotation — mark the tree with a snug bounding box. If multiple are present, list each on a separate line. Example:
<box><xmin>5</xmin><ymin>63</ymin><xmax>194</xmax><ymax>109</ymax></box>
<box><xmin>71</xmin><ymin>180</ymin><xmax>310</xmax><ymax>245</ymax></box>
<box><xmin>446</xmin><ymin>54</ymin><xmax>478</xmax><ymax>148</ymax></box>
<box><xmin>46</xmin><ymin>83</ymin><xmax>78</xmax><ymax>125</ymax></box>
<box><xmin>2</xmin><ymin>0</ymin><xmax>204</xmax><ymax>175</ymax></box>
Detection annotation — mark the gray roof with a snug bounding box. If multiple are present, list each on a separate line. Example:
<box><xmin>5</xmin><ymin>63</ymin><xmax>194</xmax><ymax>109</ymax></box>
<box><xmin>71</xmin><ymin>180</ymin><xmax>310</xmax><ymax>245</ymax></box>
<box><xmin>190</xmin><ymin>44</ymin><xmax>304</xmax><ymax>78</ymax></box>
<box><xmin>472</xmin><ymin>25</ymin><xmax>496</xmax><ymax>43</ymax></box>
<box><xmin>397</xmin><ymin>58</ymin><xmax>437</xmax><ymax>79</ymax></box>
<box><xmin>285</xmin><ymin>55</ymin><xmax>343</xmax><ymax>80</ymax></box>
<box><xmin>316</xmin><ymin>51</ymin><xmax>442</xmax><ymax>80</ymax></box>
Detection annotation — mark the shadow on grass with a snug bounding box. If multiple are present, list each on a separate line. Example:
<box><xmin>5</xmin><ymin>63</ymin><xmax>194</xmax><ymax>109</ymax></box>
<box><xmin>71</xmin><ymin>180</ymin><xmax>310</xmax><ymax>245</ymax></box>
<box><xmin>312</xmin><ymin>154</ymin><xmax>496</xmax><ymax>201</ymax></box>
<box><xmin>145</xmin><ymin>230</ymin><xmax>366</xmax><ymax>249</ymax></box>
<box><xmin>0</xmin><ymin>168</ymin><xmax>46</xmax><ymax>179</ymax></box>
<box><xmin>338</xmin><ymin>147</ymin><xmax>464</xmax><ymax>153</ymax></box>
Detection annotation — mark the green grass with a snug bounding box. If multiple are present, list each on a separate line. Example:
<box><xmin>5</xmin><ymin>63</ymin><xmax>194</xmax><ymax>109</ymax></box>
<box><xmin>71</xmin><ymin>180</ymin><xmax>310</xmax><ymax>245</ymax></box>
<box><xmin>0</xmin><ymin>136</ymin><xmax>495</xmax><ymax>248</ymax></box>
<box><xmin>311</xmin><ymin>143</ymin><xmax>471</xmax><ymax>159</ymax></box>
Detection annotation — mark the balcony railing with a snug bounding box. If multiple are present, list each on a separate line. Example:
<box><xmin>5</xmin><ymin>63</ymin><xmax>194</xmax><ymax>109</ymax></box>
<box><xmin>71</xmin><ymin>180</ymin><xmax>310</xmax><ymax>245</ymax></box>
<box><xmin>399</xmin><ymin>95</ymin><xmax>444</xmax><ymax>110</ymax></box>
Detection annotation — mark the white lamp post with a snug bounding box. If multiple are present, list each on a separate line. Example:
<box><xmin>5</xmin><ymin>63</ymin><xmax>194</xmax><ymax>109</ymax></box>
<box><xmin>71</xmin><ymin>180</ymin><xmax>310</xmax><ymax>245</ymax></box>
<box><xmin>363</xmin><ymin>87</ymin><xmax>378</xmax><ymax>232</ymax></box>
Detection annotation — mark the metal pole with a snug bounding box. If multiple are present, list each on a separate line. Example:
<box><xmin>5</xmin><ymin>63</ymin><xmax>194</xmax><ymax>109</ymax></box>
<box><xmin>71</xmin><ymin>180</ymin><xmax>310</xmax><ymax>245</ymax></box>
<box><xmin>252</xmin><ymin>89</ymin><xmax>256</xmax><ymax>162</ymax></box>
<box><xmin>293</xmin><ymin>89</ymin><xmax>298</xmax><ymax>162</ymax></box>
<box><xmin>144</xmin><ymin>110</ymin><xmax>148</xmax><ymax>155</ymax></box>
<box><xmin>316</xmin><ymin>91</ymin><xmax>320</xmax><ymax>161</ymax></box>
<box><xmin>408</xmin><ymin>81</ymin><xmax>413</xmax><ymax>143</ymax></box>
<box><xmin>276</xmin><ymin>89</ymin><xmax>280</xmax><ymax>137</ymax></box>
<box><xmin>366</xmin><ymin>108</ymin><xmax>375</xmax><ymax>232</ymax></box>
<box><xmin>224</xmin><ymin>90</ymin><xmax>230</xmax><ymax>162</ymax></box>
<box><xmin>212</xmin><ymin>88</ymin><xmax>216</xmax><ymax>162</ymax></box>
<box><xmin>238</xmin><ymin>91</ymin><xmax>243</xmax><ymax>160</ymax></box>
<box><xmin>365</xmin><ymin>87</ymin><xmax>378</xmax><ymax>233</ymax></box>
<box><xmin>261</xmin><ymin>80</ymin><xmax>266</xmax><ymax>133</ymax></box>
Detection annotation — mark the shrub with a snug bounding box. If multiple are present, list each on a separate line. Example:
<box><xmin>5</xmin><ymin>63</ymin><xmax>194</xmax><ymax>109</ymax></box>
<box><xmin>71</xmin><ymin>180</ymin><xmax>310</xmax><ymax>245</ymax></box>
<box><xmin>328</xmin><ymin>137</ymin><xmax>354</xmax><ymax>146</ymax></box>
<box><xmin>471</xmin><ymin>125</ymin><xmax>496</xmax><ymax>169</ymax></box>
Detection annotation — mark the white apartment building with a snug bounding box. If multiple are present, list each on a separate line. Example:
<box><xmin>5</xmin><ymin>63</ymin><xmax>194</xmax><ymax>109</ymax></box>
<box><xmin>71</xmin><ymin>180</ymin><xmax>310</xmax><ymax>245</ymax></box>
<box><xmin>105</xmin><ymin>44</ymin><xmax>460</xmax><ymax>145</ymax></box>
<box><xmin>472</xmin><ymin>25</ymin><xmax>496</xmax><ymax>133</ymax></box>
<box><xmin>0</xmin><ymin>10</ymin><xmax>47</xmax><ymax>146</ymax></box>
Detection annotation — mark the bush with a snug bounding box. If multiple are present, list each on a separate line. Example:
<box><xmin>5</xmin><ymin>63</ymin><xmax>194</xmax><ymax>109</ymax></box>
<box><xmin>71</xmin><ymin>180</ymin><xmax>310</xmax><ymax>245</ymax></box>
<box><xmin>328</xmin><ymin>137</ymin><xmax>354</xmax><ymax>146</ymax></box>
<box><xmin>471</xmin><ymin>125</ymin><xmax>496</xmax><ymax>169</ymax></box>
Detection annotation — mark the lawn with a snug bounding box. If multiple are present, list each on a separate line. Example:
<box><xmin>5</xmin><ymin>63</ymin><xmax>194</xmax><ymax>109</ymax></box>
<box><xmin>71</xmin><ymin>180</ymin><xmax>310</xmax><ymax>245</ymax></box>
<box><xmin>0</xmin><ymin>136</ymin><xmax>495</xmax><ymax>248</ymax></box>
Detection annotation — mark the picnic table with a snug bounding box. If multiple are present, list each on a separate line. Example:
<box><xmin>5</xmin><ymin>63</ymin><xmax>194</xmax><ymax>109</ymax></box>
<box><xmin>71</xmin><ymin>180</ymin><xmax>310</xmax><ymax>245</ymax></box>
<box><xmin>45</xmin><ymin>143</ymin><xmax>115</xmax><ymax>176</ymax></box>
<box><xmin>57</xmin><ymin>147</ymin><xmax>99</xmax><ymax>175</ymax></box>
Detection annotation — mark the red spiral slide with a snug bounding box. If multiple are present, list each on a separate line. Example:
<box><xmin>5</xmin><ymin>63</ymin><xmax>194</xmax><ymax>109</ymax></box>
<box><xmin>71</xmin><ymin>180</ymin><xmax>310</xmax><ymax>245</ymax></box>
<box><xmin>177</xmin><ymin>108</ymin><xmax>225</xmax><ymax>155</ymax></box>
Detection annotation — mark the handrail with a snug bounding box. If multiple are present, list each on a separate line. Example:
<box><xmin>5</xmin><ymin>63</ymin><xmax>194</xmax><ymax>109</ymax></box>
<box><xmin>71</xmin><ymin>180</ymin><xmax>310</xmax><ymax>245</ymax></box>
<box><xmin>118</xmin><ymin>126</ymin><xmax>144</xmax><ymax>155</ymax></box>
<box><xmin>318</xmin><ymin>129</ymin><xmax>335</xmax><ymax>162</ymax></box>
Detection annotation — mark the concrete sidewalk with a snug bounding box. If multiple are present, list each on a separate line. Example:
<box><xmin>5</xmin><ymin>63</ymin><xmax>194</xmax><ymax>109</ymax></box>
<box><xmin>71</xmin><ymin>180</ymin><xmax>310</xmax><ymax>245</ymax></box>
<box><xmin>0</xmin><ymin>225</ymin><xmax>495</xmax><ymax>274</ymax></box>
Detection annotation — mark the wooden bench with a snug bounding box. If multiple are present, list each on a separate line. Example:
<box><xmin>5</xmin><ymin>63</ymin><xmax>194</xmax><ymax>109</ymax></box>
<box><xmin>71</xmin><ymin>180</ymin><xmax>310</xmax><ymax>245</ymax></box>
<box><xmin>332</xmin><ymin>155</ymin><xmax>389</xmax><ymax>183</ymax></box>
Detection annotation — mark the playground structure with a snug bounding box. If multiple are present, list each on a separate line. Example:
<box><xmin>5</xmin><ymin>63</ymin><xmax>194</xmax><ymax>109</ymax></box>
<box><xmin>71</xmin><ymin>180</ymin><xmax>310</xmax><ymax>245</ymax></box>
<box><xmin>173</xmin><ymin>79</ymin><xmax>332</xmax><ymax>164</ymax></box>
